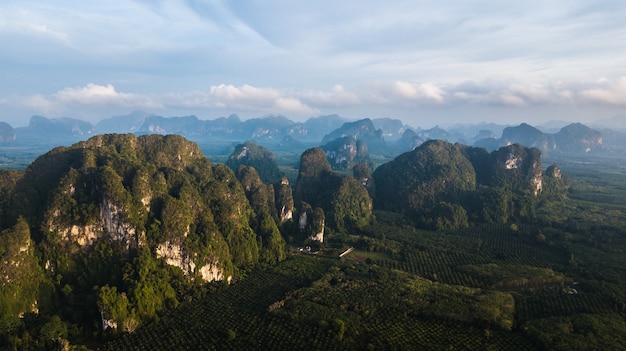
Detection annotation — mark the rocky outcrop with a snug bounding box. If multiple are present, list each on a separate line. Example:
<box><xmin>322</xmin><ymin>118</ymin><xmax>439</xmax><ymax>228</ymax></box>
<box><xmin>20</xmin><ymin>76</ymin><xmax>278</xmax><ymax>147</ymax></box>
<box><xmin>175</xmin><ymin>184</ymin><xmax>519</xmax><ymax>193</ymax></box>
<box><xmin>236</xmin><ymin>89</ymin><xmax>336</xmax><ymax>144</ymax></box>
<box><xmin>0</xmin><ymin>122</ymin><xmax>16</xmax><ymax>144</ymax></box>
<box><xmin>501</xmin><ymin>123</ymin><xmax>554</xmax><ymax>151</ymax></box>
<box><xmin>298</xmin><ymin>204</ymin><xmax>325</xmax><ymax>243</ymax></box>
<box><xmin>374</xmin><ymin>140</ymin><xmax>548</xmax><ymax>227</ymax></box>
<box><xmin>353</xmin><ymin>162</ymin><xmax>375</xmax><ymax>194</ymax></box>
<box><xmin>46</xmin><ymin>196</ymin><xmax>144</xmax><ymax>251</ymax></box>
<box><xmin>156</xmin><ymin>241</ymin><xmax>193</xmax><ymax>275</ymax></box>
<box><xmin>295</xmin><ymin>147</ymin><xmax>373</xmax><ymax>233</ymax></box>
<box><xmin>492</xmin><ymin>144</ymin><xmax>543</xmax><ymax>196</ymax></box>
<box><xmin>156</xmin><ymin>240</ymin><xmax>226</xmax><ymax>282</ymax></box>
<box><xmin>374</xmin><ymin>140</ymin><xmax>477</xmax><ymax>212</ymax></box>
<box><xmin>372</xmin><ymin>118</ymin><xmax>407</xmax><ymax>141</ymax></box>
<box><xmin>321</xmin><ymin>136</ymin><xmax>372</xmax><ymax>170</ymax></box>
<box><xmin>321</xmin><ymin>118</ymin><xmax>386</xmax><ymax>153</ymax></box>
<box><xmin>396</xmin><ymin>129</ymin><xmax>426</xmax><ymax>151</ymax></box>
<box><xmin>310</xmin><ymin>221</ymin><xmax>324</xmax><ymax>243</ymax></box>
<box><xmin>100</xmin><ymin>198</ymin><xmax>144</xmax><ymax>249</ymax></box>
<box><xmin>226</xmin><ymin>141</ymin><xmax>281</xmax><ymax>184</ymax></box>
<box><xmin>553</xmin><ymin>123</ymin><xmax>603</xmax><ymax>152</ymax></box>
<box><xmin>275</xmin><ymin>177</ymin><xmax>294</xmax><ymax>222</ymax></box>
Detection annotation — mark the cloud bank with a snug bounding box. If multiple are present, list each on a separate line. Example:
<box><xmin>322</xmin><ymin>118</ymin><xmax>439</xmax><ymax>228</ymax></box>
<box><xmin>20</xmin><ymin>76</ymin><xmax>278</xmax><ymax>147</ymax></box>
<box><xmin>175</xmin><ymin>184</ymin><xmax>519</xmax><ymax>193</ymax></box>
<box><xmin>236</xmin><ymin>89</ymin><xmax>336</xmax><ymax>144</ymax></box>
<box><xmin>3</xmin><ymin>77</ymin><xmax>625</xmax><ymax>126</ymax></box>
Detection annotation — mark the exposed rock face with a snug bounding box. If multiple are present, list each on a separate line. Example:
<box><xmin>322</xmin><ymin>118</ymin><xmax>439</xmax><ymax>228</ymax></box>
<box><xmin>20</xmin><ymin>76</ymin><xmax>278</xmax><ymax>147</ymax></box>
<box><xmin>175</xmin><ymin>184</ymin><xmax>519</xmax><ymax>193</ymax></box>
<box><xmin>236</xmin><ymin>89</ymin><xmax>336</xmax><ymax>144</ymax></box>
<box><xmin>156</xmin><ymin>241</ymin><xmax>193</xmax><ymax>275</ymax></box>
<box><xmin>321</xmin><ymin>136</ymin><xmax>372</xmax><ymax>170</ymax></box>
<box><xmin>100</xmin><ymin>198</ymin><xmax>143</xmax><ymax>249</ymax></box>
<box><xmin>492</xmin><ymin>144</ymin><xmax>543</xmax><ymax>196</ymax></box>
<box><xmin>275</xmin><ymin>177</ymin><xmax>294</xmax><ymax>223</ymax></box>
<box><xmin>226</xmin><ymin>141</ymin><xmax>281</xmax><ymax>184</ymax></box>
<box><xmin>310</xmin><ymin>222</ymin><xmax>324</xmax><ymax>243</ymax></box>
<box><xmin>139</xmin><ymin>115</ymin><xmax>203</xmax><ymax>136</ymax></box>
<box><xmin>321</xmin><ymin>118</ymin><xmax>386</xmax><ymax>153</ymax></box>
<box><xmin>198</xmin><ymin>261</ymin><xmax>227</xmax><ymax>283</ymax></box>
<box><xmin>95</xmin><ymin>111</ymin><xmax>151</xmax><ymax>134</ymax></box>
<box><xmin>324</xmin><ymin>137</ymin><xmax>357</xmax><ymax>168</ymax></box>
<box><xmin>372</xmin><ymin>117</ymin><xmax>407</xmax><ymax>141</ymax></box>
<box><xmin>156</xmin><ymin>241</ymin><xmax>225</xmax><ymax>282</ymax></box>
<box><xmin>298</xmin><ymin>204</ymin><xmax>325</xmax><ymax>243</ymax></box>
<box><xmin>322</xmin><ymin>118</ymin><xmax>381</xmax><ymax>143</ymax></box>
<box><xmin>46</xmin><ymin>195</ymin><xmax>144</xmax><ymax>252</ymax></box>
<box><xmin>278</xmin><ymin>203</ymin><xmax>293</xmax><ymax>223</ymax></box>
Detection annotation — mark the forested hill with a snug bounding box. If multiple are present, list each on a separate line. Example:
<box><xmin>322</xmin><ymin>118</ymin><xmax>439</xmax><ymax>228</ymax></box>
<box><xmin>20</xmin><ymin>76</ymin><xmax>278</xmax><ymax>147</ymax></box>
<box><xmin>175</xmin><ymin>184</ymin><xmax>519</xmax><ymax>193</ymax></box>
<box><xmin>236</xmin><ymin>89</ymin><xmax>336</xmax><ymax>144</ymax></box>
<box><xmin>0</xmin><ymin>133</ymin><xmax>289</xmax><ymax>344</ymax></box>
<box><xmin>373</xmin><ymin>140</ymin><xmax>566</xmax><ymax>230</ymax></box>
<box><xmin>0</xmin><ymin>133</ymin><xmax>569</xmax><ymax>348</ymax></box>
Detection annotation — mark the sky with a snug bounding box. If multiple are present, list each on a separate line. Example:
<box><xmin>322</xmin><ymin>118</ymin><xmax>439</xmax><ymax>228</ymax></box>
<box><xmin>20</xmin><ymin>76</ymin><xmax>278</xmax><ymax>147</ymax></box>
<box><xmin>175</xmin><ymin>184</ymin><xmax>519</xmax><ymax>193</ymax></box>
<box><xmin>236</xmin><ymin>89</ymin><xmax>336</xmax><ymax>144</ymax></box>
<box><xmin>0</xmin><ymin>0</ymin><xmax>625</xmax><ymax>128</ymax></box>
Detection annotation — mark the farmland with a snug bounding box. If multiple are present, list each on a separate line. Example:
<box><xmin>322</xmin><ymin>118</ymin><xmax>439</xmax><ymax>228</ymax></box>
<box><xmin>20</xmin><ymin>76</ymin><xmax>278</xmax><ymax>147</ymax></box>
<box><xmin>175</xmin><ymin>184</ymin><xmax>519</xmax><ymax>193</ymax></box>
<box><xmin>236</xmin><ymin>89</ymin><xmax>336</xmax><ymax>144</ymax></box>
<box><xmin>102</xmin><ymin>156</ymin><xmax>626</xmax><ymax>350</ymax></box>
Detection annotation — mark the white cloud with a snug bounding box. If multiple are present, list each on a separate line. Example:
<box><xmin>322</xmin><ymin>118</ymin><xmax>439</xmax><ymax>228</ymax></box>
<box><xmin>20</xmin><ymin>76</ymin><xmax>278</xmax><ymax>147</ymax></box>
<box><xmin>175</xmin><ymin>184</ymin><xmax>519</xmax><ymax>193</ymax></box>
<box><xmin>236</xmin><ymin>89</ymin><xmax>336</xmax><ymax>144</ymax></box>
<box><xmin>207</xmin><ymin>84</ymin><xmax>319</xmax><ymax>115</ymax></box>
<box><xmin>163</xmin><ymin>84</ymin><xmax>318</xmax><ymax>117</ymax></box>
<box><xmin>274</xmin><ymin>97</ymin><xmax>318</xmax><ymax>115</ymax></box>
<box><xmin>300</xmin><ymin>85</ymin><xmax>360</xmax><ymax>108</ymax></box>
<box><xmin>498</xmin><ymin>93</ymin><xmax>526</xmax><ymax>106</ymax></box>
<box><xmin>366</xmin><ymin>81</ymin><xmax>446</xmax><ymax>105</ymax></box>
<box><xmin>53</xmin><ymin>84</ymin><xmax>161</xmax><ymax>109</ymax></box>
<box><xmin>209</xmin><ymin>84</ymin><xmax>281</xmax><ymax>105</ymax></box>
<box><xmin>5</xmin><ymin>84</ymin><xmax>161</xmax><ymax>119</ymax></box>
<box><xmin>507</xmin><ymin>83</ymin><xmax>555</xmax><ymax>104</ymax></box>
<box><xmin>579</xmin><ymin>77</ymin><xmax>626</xmax><ymax>105</ymax></box>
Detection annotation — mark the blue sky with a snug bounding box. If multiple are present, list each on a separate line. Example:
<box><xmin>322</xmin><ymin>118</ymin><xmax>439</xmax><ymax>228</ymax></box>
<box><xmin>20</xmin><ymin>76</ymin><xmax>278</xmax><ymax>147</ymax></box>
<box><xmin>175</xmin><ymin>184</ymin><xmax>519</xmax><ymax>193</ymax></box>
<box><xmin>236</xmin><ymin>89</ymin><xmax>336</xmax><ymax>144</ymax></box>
<box><xmin>1</xmin><ymin>0</ymin><xmax>625</xmax><ymax>128</ymax></box>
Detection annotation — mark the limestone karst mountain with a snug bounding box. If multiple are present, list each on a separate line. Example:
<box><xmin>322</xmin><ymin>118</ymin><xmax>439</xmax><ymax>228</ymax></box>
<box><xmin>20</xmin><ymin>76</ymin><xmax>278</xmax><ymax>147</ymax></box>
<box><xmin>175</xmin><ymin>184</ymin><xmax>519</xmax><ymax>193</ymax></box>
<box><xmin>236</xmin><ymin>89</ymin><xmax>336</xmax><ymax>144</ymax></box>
<box><xmin>226</xmin><ymin>141</ymin><xmax>282</xmax><ymax>184</ymax></box>
<box><xmin>374</xmin><ymin>140</ymin><xmax>559</xmax><ymax>229</ymax></box>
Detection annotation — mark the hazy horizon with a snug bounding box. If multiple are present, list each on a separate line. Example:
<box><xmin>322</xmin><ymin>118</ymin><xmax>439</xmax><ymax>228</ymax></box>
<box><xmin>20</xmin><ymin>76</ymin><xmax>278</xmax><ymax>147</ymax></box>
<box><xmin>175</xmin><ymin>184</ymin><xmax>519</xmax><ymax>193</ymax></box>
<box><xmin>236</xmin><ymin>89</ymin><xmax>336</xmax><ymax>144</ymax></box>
<box><xmin>1</xmin><ymin>1</ymin><xmax>625</xmax><ymax>128</ymax></box>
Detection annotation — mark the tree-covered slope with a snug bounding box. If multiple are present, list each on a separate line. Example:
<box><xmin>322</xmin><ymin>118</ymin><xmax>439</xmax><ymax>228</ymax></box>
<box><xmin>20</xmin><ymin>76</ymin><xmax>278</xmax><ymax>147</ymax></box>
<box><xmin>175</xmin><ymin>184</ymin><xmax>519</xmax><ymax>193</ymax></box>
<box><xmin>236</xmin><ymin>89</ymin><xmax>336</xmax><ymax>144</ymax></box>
<box><xmin>373</xmin><ymin>140</ymin><xmax>561</xmax><ymax>230</ymax></box>
<box><xmin>294</xmin><ymin>148</ymin><xmax>373</xmax><ymax>235</ymax></box>
<box><xmin>226</xmin><ymin>141</ymin><xmax>282</xmax><ymax>184</ymax></box>
<box><xmin>0</xmin><ymin>134</ymin><xmax>290</xmax><ymax>344</ymax></box>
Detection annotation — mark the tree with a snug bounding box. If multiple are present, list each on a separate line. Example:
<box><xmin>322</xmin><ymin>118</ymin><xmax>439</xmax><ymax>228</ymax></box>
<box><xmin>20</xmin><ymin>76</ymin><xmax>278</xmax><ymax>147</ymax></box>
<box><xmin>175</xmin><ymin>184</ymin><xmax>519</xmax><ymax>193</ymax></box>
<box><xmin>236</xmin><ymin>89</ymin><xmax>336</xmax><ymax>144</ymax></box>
<box><xmin>39</xmin><ymin>315</ymin><xmax>68</xmax><ymax>348</ymax></box>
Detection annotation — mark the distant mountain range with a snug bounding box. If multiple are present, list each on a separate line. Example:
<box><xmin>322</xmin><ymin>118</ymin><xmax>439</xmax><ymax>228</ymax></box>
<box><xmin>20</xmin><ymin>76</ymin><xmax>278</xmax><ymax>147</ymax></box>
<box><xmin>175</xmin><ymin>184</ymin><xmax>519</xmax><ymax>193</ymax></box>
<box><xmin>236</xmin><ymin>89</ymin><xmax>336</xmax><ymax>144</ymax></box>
<box><xmin>1</xmin><ymin>112</ymin><xmax>624</xmax><ymax>159</ymax></box>
<box><xmin>475</xmin><ymin>122</ymin><xmax>604</xmax><ymax>154</ymax></box>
